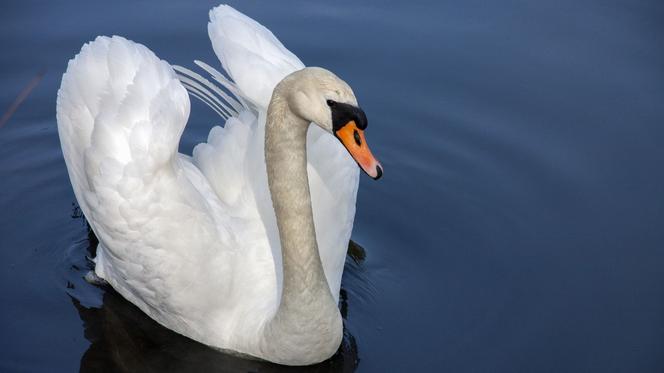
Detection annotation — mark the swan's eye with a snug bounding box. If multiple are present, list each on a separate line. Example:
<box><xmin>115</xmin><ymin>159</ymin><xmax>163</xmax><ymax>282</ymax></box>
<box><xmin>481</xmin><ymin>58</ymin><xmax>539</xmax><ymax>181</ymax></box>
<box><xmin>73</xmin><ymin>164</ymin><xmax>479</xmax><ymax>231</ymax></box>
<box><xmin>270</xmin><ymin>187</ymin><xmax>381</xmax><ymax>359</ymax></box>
<box><xmin>326</xmin><ymin>99</ymin><xmax>335</xmax><ymax>107</ymax></box>
<box><xmin>353</xmin><ymin>129</ymin><xmax>362</xmax><ymax>146</ymax></box>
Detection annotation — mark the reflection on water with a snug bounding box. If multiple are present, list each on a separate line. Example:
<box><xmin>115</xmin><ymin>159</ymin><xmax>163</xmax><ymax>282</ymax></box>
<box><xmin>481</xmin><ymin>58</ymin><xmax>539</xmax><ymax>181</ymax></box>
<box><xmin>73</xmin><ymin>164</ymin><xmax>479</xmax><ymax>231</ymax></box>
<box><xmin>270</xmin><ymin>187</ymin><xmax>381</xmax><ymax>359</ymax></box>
<box><xmin>70</xmin><ymin>292</ymin><xmax>357</xmax><ymax>373</ymax></box>
<box><xmin>66</xmin><ymin>208</ymin><xmax>361</xmax><ymax>372</ymax></box>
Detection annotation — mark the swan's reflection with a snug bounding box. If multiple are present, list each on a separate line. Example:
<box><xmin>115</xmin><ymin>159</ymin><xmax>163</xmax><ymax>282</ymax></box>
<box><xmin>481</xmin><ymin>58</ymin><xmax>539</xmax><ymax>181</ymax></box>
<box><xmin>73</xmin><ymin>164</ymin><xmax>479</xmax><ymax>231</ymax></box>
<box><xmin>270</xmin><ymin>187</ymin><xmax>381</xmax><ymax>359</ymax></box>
<box><xmin>70</xmin><ymin>289</ymin><xmax>358</xmax><ymax>372</ymax></box>
<box><xmin>67</xmin><ymin>211</ymin><xmax>363</xmax><ymax>372</ymax></box>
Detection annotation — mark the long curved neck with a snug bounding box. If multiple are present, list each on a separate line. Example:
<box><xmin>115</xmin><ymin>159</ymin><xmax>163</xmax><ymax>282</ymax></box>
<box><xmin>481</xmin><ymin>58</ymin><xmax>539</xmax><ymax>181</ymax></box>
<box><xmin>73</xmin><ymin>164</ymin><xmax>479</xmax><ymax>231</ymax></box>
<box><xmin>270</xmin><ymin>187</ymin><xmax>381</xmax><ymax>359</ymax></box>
<box><xmin>260</xmin><ymin>84</ymin><xmax>341</xmax><ymax>364</ymax></box>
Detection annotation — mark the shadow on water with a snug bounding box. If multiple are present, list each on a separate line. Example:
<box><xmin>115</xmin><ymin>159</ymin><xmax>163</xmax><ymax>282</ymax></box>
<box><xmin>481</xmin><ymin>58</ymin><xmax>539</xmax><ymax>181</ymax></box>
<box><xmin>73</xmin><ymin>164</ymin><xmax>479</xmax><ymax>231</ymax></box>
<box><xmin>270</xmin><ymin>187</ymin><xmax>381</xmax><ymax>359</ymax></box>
<box><xmin>66</xmin><ymin>205</ymin><xmax>362</xmax><ymax>373</ymax></box>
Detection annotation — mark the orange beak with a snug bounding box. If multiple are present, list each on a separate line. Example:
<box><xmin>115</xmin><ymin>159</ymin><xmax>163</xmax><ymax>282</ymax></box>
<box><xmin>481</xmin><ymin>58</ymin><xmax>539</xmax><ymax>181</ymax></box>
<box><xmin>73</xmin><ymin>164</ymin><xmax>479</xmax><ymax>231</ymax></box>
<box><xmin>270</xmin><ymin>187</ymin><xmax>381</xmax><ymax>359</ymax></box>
<box><xmin>334</xmin><ymin>120</ymin><xmax>383</xmax><ymax>179</ymax></box>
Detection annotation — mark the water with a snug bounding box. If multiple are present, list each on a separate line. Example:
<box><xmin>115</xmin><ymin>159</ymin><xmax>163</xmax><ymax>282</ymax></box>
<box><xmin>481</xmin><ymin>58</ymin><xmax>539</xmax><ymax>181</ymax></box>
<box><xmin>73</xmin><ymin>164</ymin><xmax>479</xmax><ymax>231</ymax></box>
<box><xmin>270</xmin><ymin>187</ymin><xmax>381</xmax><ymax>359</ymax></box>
<box><xmin>1</xmin><ymin>0</ymin><xmax>663</xmax><ymax>371</ymax></box>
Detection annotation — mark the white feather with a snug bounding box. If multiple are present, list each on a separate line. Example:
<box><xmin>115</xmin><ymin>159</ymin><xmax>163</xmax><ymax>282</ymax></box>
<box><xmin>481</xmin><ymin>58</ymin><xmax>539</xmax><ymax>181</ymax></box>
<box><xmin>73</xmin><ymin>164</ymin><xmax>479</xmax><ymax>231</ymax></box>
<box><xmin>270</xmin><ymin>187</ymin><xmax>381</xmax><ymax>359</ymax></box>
<box><xmin>57</xmin><ymin>4</ymin><xmax>359</xmax><ymax>363</ymax></box>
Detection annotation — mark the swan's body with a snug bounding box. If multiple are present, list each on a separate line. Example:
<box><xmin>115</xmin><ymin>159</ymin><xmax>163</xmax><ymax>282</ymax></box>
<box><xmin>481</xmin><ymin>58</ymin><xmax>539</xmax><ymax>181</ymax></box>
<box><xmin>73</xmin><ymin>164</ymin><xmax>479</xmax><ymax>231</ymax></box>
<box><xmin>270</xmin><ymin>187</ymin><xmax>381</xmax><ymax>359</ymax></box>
<box><xmin>56</xmin><ymin>5</ymin><xmax>381</xmax><ymax>365</ymax></box>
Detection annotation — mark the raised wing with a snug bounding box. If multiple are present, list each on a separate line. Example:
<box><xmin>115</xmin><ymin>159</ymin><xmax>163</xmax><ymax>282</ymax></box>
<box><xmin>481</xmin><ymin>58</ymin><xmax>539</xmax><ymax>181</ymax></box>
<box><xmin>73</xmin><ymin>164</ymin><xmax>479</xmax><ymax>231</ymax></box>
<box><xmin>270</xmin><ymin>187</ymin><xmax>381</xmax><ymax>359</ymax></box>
<box><xmin>197</xmin><ymin>5</ymin><xmax>360</xmax><ymax>301</ymax></box>
<box><xmin>208</xmin><ymin>4</ymin><xmax>305</xmax><ymax>108</ymax></box>
<box><xmin>57</xmin><ymin>36</ymin><xmax>190</xmax><ymax>218</ymax></box>
<box><xmin>56</xmin><ymin>36</ymin><xmax>249</xmax><ymax>338</ymax></box>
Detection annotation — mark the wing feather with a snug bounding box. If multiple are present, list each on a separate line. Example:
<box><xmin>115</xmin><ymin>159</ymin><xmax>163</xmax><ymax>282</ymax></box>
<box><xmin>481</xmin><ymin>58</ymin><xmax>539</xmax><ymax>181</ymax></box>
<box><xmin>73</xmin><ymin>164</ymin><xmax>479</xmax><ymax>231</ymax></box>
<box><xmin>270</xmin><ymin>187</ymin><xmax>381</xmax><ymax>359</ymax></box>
<box><xmin>196</xmin><ymin>5</ymin><xmax>360</xmax><ymax>301</ymax></box>
<box><xmin>208</xmin><ymin>5</ymin><xmax>305</xmax><ymax>108</ymax></box>
<box><xmin>57</xmin><ymin>36</ymin><xmax>251</xmax><ymax>342</ymax></box>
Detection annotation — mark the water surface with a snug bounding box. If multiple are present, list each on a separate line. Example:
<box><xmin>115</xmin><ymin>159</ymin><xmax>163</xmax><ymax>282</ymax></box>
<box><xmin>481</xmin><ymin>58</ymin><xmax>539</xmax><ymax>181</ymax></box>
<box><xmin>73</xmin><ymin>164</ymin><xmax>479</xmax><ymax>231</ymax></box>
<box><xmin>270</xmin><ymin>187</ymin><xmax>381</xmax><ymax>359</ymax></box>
<box><xmin>1</xmin><ymin>0</ymin><xmax>663</xmax><ymax>371</ymax></box>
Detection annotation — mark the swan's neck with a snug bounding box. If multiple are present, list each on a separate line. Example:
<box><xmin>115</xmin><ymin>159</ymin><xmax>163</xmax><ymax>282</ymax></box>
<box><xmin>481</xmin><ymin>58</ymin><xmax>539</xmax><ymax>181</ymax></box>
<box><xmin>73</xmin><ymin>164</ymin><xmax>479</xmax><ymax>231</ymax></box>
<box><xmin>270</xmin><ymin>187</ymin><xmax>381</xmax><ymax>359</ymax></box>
<box><xmin>260</xmin><ymin>89</ymin><xmax>342</xmax><ymax>364</ymax></box>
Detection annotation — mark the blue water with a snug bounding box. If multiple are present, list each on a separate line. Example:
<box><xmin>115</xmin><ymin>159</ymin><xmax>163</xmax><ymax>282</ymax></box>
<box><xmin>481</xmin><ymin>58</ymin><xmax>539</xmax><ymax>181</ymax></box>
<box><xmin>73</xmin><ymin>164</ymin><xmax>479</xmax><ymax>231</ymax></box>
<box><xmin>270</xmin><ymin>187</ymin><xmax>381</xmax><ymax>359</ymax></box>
<box><xmin>1</xmin><ymin>0</ymin><xmax>664</xmax><ymax>371</ymax></box>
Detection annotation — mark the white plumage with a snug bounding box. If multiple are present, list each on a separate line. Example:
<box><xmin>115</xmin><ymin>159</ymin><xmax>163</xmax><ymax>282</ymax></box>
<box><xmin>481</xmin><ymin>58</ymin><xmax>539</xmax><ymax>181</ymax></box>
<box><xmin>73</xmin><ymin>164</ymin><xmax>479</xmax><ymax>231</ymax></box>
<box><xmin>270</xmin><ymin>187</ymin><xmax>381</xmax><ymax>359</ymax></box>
<box><xmin>57</xmin><ymin>4</ymin><xmax>364</xmax><ymax>365</ymax></box>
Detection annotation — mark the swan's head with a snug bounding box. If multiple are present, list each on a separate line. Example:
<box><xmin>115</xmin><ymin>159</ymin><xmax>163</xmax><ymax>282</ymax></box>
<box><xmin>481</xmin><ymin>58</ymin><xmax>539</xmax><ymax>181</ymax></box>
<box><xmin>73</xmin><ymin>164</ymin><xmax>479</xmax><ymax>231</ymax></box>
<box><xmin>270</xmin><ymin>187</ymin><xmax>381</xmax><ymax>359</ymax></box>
<box><xmin>284</xmin><ymin>67</ymin><xmax>383</xmax><ymax>180</ymax></box>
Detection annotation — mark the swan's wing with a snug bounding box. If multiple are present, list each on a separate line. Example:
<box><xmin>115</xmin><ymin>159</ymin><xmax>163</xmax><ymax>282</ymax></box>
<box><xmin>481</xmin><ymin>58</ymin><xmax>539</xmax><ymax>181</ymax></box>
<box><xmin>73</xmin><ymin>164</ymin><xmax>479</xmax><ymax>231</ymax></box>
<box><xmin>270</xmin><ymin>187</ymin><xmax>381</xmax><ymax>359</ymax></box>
<box><xmin>208</xmin><ymin>4</ymin><xmax>305</xmax><ymax>108</ymax></box>
<box><xmin>191</xmin><ymin>113</ymin><xmax>358</xmax><ymax>305</ymax></box>
<box><xmin>57</xmin><ymin>35</ymin><xmax>218</xmax><ymax>308</ymax></box>
<box><xmin>56</xmin><ymin>37</ymin><xmax>279</xmax><ymax>347</ymax></box>
<box><xmin>197</xmin><ymin>6</ymin><xmax>359</xmax><ymax>301</ymax></box>
<box><xmin>57</xmin><ymin>35</ymin><xmax>189</xmax><ymax>214</ymax></box>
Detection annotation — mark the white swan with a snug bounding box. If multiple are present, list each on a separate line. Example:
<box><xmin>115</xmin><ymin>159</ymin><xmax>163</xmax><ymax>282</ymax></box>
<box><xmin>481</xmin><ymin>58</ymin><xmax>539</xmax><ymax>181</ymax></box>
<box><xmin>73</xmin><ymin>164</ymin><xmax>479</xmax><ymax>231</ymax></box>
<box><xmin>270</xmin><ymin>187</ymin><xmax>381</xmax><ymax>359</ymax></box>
<box><xmin>56</xmin><ymin>4</ymin><xmax>382</xmax><ymax>366</ymax></box>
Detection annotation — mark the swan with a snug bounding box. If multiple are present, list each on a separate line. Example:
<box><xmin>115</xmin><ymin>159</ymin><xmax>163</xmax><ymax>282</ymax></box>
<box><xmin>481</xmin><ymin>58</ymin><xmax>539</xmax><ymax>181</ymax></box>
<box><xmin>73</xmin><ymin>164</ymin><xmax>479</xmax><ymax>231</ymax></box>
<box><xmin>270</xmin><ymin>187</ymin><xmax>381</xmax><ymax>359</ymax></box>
<box><xmin>56</xmin><ymin>4</ymin><xmax>382</xmax><ymax>366</ymax></box>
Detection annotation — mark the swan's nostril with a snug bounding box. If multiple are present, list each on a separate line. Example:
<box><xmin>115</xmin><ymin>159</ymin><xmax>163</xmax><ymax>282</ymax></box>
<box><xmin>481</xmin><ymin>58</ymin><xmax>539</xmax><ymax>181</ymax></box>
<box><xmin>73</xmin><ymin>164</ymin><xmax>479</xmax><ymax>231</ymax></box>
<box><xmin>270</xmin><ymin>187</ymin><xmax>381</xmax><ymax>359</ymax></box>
<box><xmin>374</xmin><ymin>165</ymin><xmax>383</xmax><ymax>180</ymax></box>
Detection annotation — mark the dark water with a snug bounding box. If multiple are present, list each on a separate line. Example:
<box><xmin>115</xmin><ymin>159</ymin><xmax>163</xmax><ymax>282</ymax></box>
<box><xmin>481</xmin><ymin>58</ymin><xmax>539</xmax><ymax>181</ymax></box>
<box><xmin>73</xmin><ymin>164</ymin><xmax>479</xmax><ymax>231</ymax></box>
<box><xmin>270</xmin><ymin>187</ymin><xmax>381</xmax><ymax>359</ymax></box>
<box><xmin>1</xmin><ymin>0</ymin><xmax>664</xmax><ymax>371</ymax></box>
